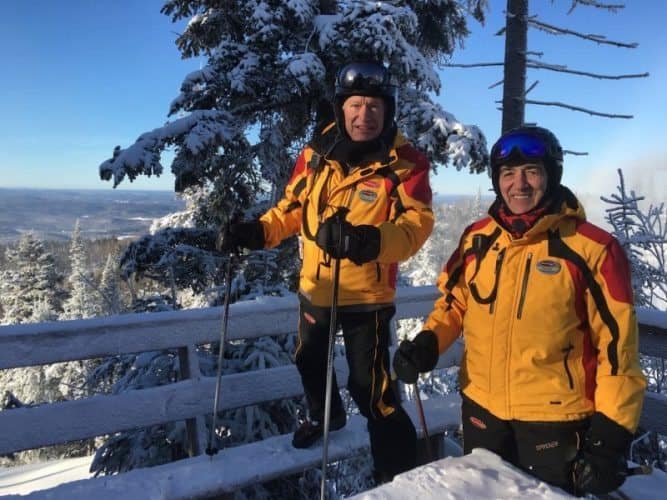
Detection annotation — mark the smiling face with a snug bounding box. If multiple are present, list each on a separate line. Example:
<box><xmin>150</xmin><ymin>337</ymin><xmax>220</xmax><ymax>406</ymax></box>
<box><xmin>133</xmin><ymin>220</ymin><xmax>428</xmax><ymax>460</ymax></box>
<box><xmin>341</xmin><ymin>95</ymin><xmax>386</xmax><ymax>141</ymax></box>
<box><xmin>498</xmin><ymin>162</ymin><xmax>548</xmax><ymax>214</ymax></box>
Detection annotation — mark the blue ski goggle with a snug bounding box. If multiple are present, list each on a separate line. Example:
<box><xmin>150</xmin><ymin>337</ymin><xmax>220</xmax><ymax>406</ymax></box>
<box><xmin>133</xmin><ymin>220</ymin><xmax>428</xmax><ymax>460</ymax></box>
<box><xmin>335</xmin><ymin>62</ymin><xmax>391</xmax><ymax>93</ymax></box>
<box><xmin>490</xmin><ymin>132</ymin><xmax>549</xmax><ymax>167</ymax></box>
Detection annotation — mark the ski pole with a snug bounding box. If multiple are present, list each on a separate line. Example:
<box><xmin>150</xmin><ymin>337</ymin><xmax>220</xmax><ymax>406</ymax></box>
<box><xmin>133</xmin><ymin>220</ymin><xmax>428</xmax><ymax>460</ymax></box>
<box><xmin>320</xmin><ymin>207</ymin><xmax>348</xmax><ymax>500</ymax></box>
<box><xmin>206</xmin><ymin>251</ymin><xmax>234</xmax><ymax>457</ymax></box>
<box><xmin>414</xmin><ymin>382</ymin><xmax>434</xmax><ymax>461</ymax></box>
<box><xmin>390</xmin><ymin>368</ymin><xmax>433</xmax><ymax>462</ymax></box>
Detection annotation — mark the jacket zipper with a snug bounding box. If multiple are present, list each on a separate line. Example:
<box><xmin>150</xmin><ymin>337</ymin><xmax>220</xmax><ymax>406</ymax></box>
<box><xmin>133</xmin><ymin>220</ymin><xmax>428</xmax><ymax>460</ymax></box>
<box><xmin>345</xmin><ymin>182</ymin><xmax>357</xmax><ymax>209</ymax></box>
<box><xmin>488</xmin><ymin>249</ymin><xmax>506</xmax><ymax>314</ymax></box>
<box><xmin>562</xmin><ymin>344</ymin><xmax>575</xmax><ymax>389</ymax></box>
<box><xmin>516</xmin><ymin>252</ymin><xmax>533</xmax><ymax>319</ymax></box>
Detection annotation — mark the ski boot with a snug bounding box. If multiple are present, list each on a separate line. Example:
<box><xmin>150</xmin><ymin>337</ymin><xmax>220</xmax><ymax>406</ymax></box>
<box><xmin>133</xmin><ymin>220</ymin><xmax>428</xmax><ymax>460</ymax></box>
<box><xmin>292</xmin><ymin>412</ymin><xmax>347</xmax><ymax>449</ymax></box>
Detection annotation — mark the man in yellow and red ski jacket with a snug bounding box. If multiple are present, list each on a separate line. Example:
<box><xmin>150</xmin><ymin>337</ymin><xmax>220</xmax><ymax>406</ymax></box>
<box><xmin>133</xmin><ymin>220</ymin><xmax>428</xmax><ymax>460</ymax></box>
<box><xmin>393</xmin><ymin>125</ymin><xmax>645</xmax><ymax>496</ymax></box>
<box><xmin>219</xmin><ymin>61</ymin><xmax>433</xmax><ymax>481</ymax></box>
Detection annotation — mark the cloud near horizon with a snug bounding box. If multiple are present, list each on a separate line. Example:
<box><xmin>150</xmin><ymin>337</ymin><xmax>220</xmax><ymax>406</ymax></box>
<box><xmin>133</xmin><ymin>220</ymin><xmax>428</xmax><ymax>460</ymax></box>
<box><xmin>570</xmin><ymin>151</ymin><xmax>666</xmax><ymax>228</ymax></box>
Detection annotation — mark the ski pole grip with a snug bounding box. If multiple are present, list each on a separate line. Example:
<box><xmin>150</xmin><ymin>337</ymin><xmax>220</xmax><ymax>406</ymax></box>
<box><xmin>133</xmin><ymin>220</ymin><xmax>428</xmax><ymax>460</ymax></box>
<box><xmin>332</xmin><ymin>206</ymin><xmax>350</xmax><ymax>222</ymax></box>
<box><xmin>330</xmin><ymin>207</ymin><xmax>350</xmax><ymax>258</ymax></box>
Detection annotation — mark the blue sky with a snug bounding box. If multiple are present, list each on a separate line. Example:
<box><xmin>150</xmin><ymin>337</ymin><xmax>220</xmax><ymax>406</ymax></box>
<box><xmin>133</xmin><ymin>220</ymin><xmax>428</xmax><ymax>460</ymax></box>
<box><xmin>1</xmin><ymin>1</ymin><xmax>665</xmax><ymax>222</ymax></box>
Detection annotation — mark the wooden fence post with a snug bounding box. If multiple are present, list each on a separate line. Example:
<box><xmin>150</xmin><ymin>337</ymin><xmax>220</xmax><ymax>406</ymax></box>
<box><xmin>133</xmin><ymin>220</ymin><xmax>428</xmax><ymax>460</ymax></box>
<box><xmin>178</xmin><ymin>344</ymin><xmax>206</xmax><ymax>456</ymax></box>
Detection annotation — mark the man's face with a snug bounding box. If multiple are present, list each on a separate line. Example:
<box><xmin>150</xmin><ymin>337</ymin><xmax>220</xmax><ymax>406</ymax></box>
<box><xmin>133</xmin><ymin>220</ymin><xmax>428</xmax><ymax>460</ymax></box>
<box><xmin>341</xmin><ymin>95</ymin><xmax>385</xmax><ymax>141</ymax></box>
<box><xmin>498</xmin><ymin>162</ymin><xmax>548</xmax><ymax>214</ymax></box>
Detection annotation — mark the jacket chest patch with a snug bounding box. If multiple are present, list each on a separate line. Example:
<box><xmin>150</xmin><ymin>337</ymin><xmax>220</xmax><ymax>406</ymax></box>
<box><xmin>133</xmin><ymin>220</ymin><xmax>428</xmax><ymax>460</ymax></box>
<box><xmin>536</xmin><ymin>259</ymin><xmax>561</xmax><ymax>275</ymax></box>
<box><xmin>358</xmin><ymin>189</ymin><xmax>378</xmax><ymax>203</ymax></box>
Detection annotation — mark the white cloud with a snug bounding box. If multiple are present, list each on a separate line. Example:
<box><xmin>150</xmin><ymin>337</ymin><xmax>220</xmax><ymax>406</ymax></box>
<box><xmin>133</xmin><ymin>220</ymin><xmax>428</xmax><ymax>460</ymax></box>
<box><xmin>567</xmin><ymin>150</ymin><xmax>666</xmax><ymax>229</ymax></box>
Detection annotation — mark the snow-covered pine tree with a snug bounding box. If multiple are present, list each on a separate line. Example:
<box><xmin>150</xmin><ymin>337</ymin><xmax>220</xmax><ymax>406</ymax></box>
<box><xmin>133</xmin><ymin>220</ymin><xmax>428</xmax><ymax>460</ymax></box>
<box><xmin>92</xmin><ymin>1</ymin><xmax>490</xmax><ymax>493</ymax></box>
<box><xmin>0</xmin><ymin>233</ymin><xmax>94</xmax><ymax>465</ymax></box>
<box><xmin>99</xmin><ymin>0</ymin><xmax>489</xmax><ymax>302</ymax></box>
<box><xmin>62</xmin><ymin>220</ymin><xmax>99</xmax><ymax>320</ymax></box>
<box><xmin>0</xmin><ymin>234</ymin><xmax>67</xmax><ymax>408</ymax></box>
<box><xmin>602</xmin><ymin>169</ymin><xmax>666</xmax><ymax>310</ymax></box>
<box><xmin>0</xmin><ymin>232</ymin><xmax>65</xmax><ymax>325</ymax></box>
<box><xmin>401</xmin><ymin>201</ymin><xmax>449</xmax><ymax>286</ymax></box>
<box><xmin>470</xmin><ymin>186</ymin><xmax>487</xmax><ymax>220</ymax></box>
<box><xmin>401</xmin><ymin>191</ymin><xmax>490</xmax><ymax>291</ymax></box>
<box><xmin>98</xmin><ymin>252</ymin><xmax>125</xmax><ymax>315</ymax></box>
<box><xmin>98</xmin><ymin>0</ymin><xmax>492</xmax><ymax>312</ymax></box>
<box><xmin>602</xmin><ymin>170</ymin><xmax>667</xmax><ymax>474</ymax></box>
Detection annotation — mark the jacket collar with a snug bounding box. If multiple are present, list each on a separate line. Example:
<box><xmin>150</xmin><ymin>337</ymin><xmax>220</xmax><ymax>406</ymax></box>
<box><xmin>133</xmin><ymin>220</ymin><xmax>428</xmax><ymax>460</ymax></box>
<box><xmin>309</xmin><ymin>121</ymin><xmax>406</xmax><ymax>165</ymax></box>
<box><xmin>489</xmin><ymin>185</ymin><xmax>586</xmax><ymax>241</ymax></box>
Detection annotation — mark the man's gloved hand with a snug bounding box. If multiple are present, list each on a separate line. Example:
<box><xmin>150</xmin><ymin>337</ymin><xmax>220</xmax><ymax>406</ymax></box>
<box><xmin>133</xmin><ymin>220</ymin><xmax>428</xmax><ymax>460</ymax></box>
<box><xmin>572</xmin><ymin>412</ymin><xmax>633</xmax><ymax>496</ymax></box>
<box><xmin>216</xmin><ymin>221</ymin><xmax>265</xmax><ymax>253</ymax></box>
<box><xmin>315</xmin><ymin>215</ymin><xmax>380</xmax><ymax>265</ymax></box>
<box><xmin>392</xmin><ymin>330</ymin><xmax>439</xmax><ymax>384</ymax></box>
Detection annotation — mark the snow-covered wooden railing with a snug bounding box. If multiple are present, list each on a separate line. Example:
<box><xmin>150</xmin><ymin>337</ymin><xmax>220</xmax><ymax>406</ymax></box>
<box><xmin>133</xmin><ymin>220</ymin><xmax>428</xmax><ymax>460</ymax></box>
<box><xmin>0</xmin><ymin>286</ymin><xmax>456</xmax><ymax>459</ymax></box>
<box><xmin>0</xmin><ymin>286</ymin><xmax>665</xmax><ymax>461</ymax></box>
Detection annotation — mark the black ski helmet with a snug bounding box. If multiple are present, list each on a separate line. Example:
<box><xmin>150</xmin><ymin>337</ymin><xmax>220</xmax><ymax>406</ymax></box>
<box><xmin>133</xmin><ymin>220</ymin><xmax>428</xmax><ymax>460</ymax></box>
<box><xmin>332</xmin><ymin>61</ymin><xmax>397</xmax><ymax>138</ymax></box>
<box><xmin>489</xmin><ymin>125</ymin><xmax>563</xmax><ymax>196</ymax></box>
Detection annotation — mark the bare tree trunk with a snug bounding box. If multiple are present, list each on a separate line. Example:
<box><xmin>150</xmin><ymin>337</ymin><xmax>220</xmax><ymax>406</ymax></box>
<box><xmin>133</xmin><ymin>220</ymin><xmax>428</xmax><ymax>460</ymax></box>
<box><xmin>501</xmin><ymin>0</ymin><xmax>528</xmax><ymax>133</ymax></box>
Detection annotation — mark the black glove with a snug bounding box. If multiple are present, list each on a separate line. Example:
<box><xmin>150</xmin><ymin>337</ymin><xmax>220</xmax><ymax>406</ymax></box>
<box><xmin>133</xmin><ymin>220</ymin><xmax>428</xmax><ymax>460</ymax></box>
<box><xmin>216</xmin><ymin>221</ymin><xmax>265</xmax><ymax>253</ymax></box>
<box><xmin>315</xmin><ymin>215</ymin><xmax>380</xmax><ymax>265</ymax></box>
<box><xmin>392</xmin><ymin>330</ymin><xmax>439</xmax><ymax>384</ymax></box>
<box><xmin>572</xmin><ymin>412</ymin><xmax>633</xmax><ymax>496</ymax></box>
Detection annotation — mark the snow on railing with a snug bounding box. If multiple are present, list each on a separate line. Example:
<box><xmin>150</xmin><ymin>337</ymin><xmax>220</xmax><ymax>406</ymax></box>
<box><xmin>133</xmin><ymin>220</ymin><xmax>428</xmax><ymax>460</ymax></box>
<box><xmin>0</xmin><ymin>286</ymin><xmax>442</xmax><ymax>457</ymax></box>
<box><xmin>0</xmin><ymin>286</ymin><xmax>665</xmax><ymax>458</ymax></box>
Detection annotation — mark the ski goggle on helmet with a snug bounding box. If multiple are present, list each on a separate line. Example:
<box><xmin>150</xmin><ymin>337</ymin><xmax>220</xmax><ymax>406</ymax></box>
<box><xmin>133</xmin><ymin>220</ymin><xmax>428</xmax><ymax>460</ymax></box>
<box><xmin>490</xmin><ymin>126</ymin><xmax>563</xmax><ymax>169</ymax></box>
<box><xmin>334</xmin><ymin>61</ymin><xmax>396</xmax><ymax>99</ymax></box>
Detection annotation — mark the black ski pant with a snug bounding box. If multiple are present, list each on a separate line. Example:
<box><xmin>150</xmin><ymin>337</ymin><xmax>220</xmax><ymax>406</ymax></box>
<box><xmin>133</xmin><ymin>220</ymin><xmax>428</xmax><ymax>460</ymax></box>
<box><xmin>461</xmin><ymin>394</ymin><xmax>589</xmax><ymax>495</ymax></box>
<box><xmin>295</xmin><ymin>299</ymin><xmax>417</xmax><ymax>477</ymax></box>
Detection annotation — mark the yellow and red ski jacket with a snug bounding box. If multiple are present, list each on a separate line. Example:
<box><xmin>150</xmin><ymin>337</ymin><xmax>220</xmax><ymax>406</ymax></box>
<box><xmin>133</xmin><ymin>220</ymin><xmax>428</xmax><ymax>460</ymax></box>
<box><xmin>258</xmin><ymin>123</ymin><xmax>434</xmax><ymax>307</ymax></box>
<box><xmin>423</xmin><ymin>187</ymin><xmax>646</xmax><ymax>433</ymax></box>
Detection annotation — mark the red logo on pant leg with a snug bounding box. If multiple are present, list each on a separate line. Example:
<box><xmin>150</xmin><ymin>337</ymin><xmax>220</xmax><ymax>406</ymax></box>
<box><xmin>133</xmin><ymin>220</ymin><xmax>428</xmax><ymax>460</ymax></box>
<box><xmin>303</xmin><ymin>312</ymin><xmax>316</xmax><ymax>324</ymax></box>
<box><xmin>469</xmin><ymin>416</ymin><xmax>487</xmax><ymax>429</ymax></box>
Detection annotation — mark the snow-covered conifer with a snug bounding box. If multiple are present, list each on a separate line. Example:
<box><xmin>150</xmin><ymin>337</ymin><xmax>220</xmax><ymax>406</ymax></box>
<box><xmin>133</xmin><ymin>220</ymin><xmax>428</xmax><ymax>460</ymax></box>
<box><xmin>0</xmin><ymin>232</ymin><xmax>64</xmax><ymax>325</ymax></box>
<box><xmin>98</xmin><ymin>0</ymin><xmax>488</xmax><ymax>304</ymax></box>
<box><xmin>62</xmin><ymin>220</ymin><xmax>99</xmax><ymax>320</ymax></box>
<box><xmin>602</xmin><ymin>169</ymin><xmax>666</xmax><ymax>310</ymax></box>
<box><xmin>0</xmin><ymin>233</ymin><xmax>92</xmax><ymax>463</ymax></box>
<box><xmin>99</xmin><ymin>252</ymin><xmax>124</xmax><ymax>315</ymax></box>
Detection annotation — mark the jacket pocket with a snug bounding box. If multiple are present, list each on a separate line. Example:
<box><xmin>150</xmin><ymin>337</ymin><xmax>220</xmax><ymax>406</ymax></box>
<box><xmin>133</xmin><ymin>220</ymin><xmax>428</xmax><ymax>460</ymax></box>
<box><xmin>516</xmin><ymin>252</ymin><xmax>533</xmax><ymax>319</ymax></box>
<box><xmin>561</xmin><ymin>344</ymin><xmax>575</xmax><ymax>390</ymax></box>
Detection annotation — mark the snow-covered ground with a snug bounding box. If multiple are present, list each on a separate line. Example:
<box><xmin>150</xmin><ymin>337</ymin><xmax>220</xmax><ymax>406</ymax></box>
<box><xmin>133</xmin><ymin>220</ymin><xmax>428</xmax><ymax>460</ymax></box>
<box><xmin>1</xmin><ymin>448</ymin><xmax>666</xmax><ymax>499</ymax></box>
<box><xmin>354</xmin><ymin>448</ymin><xmax>667</xmax><ymax>499</ymax></box>
<box><xmin>0</xmin><ymin>456</ymin><xmax>93</xmax><ymax>497</ymax></box>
